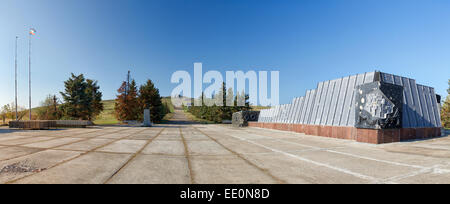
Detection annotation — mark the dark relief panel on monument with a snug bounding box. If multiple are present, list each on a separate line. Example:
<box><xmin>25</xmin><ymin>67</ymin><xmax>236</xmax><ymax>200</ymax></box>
<box><xmin>355</xmin><ymin>81</ymin><xmax>403</xmax><ymax>129</ymax></box>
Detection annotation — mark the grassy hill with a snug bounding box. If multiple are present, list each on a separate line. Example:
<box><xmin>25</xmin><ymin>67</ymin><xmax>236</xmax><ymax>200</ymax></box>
<box><xmin>94</xmin><ymin>97</ymin><xmax>175</xmax><ymax>125</ymax></box>
<box><xmin>93</xmin><ymin>100</ymin><xmax>118</xmax><ymax>125</ymax></box>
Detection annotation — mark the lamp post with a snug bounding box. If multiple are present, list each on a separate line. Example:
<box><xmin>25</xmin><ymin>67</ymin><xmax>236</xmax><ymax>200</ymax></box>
<box><xmin>15</xmin><ymin>36</ymin><xmax>18</xmax><ymax>121</ymax></box>
<box><xmin>28</xmin><ymin>28</ymin><xmax>36</xmax><ymax>120</ymax></box>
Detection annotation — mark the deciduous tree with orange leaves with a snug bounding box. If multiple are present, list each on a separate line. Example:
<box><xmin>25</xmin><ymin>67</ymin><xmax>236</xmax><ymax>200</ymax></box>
<box><xmin>114</xmin><ymin>80</ymin><xmax>140</xmax><ymax>122</ymax></box>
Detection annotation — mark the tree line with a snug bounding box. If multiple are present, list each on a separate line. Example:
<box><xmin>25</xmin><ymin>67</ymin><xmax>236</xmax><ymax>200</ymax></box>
<box><xmin>186</xmin><ymin>83</ymin><xmax>251</xmax><ymax>123</ymax></box>
<box><xmin>34</xmin><ymin>73</ymin><xmax>104</xmax><ymax>121</ymax></box>
<box><xmin>114</xmin><ymin>76</ymin><xmax>167</xmax><ymax>123</ymax></box>
<box><xmin>19</xmin><ymin>72</ymin><xmax>167</xmax><ymax>124</ymax></box>
<box><xmin>442</xmin><ymin>80</ymin><xmax>450</xmax><ymax>129</ymax></box>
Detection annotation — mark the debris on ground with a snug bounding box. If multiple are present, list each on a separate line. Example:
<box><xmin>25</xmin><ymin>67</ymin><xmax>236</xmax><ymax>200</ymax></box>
<box><xmin>0</xmin><ymin>161</ymin><xmax>46</xmax><ymax>174</ymax></box>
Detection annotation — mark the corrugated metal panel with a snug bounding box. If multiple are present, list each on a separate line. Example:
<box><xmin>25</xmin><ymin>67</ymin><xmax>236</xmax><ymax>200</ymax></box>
<box><xmin>285</xmin><ymin>104</ymin><xmax>291</xmax><ymax>123</ymax></box>
<box><xmin>286</xmin><ymin>98</ymin><xmax>296</xmax><ymax>123</ymax></box>
<box><xmin>402</xmin><ymin>77</ymin><xmax>418</xmax><ymax>128</ymax></box>
<box><xmin>410</xmin><ymin>79</ymin><xmax>425</xmax><ymax>127</ymax></box>
<box><xmin>417</xmin><ymin>85</ymin><xmax>431</xmax><ymax>127</ymax></box>
<box><xmin>258</xmin><ymin>109</ymin><xmax>264</xmax><ymax>122</ymax></box>
<box><xmin>364</xmin><ymin>72</ymin><xmax>375</xmax><ymax>83</ymax></box>
<box><xmin>272</xmin><ymin>105</ymin><xmax>278</xmax><ymax>123</ymax></box>
<box><xmin>278</xmin><ymin>105</ymin><xmax>284</xmax><ymax>123</ymax></box>
<box><xmin>264</xmin><ymin>108</ymin><xmax>270</xmax><ymax>123</ymax></box>
<box><xmin>333</xmin><ymin>76</ymin><xmax>349</xmax><ymax>126</ymax></box>
<box><xmin>321</xmin><ymin>80</ymin><xmax>336</xmax><ymax>125</ymax></box>
<box><xmin>430</xmin><ymin>88</ymin><xmax>442</xmax><ymax>127</ymax></box>
<box><xmin>294</xmin><ymin>97</ymin><xmax>305</xmax><ymax>124</ymax></box>
<box><xmin>272</xmin><ymin>107</ymin><xmax>276</xmax><ymax>123</ymax></box>
<box><xmin>283</xmin><ymin>103</ymin><xmax>290</xmax><ymax>123</ymax></box>
<box><xmin>291</xmin><ymin>98</ymin><xmax>300</xmax><ymax>123</ymax></box>
<box><xmin>299</xmin><ymin>90</ymin><xmax>311</xmax><ymax>124</ymax></box>
<box><xmin>393</xmin><ymin>75</ymin><xmax>411</xmax><ymax>128</ymax></box>
<box><xmin>315</xmin><ymin>81</ymin><xmax>329</xmax><ymax>125</ymax></box>
<box><xmin>310</xmin><ymin>82</ymin><xmax>324</xmax><ymax>125</ymax></box>
<box><xmin>340</xmin><ymin>75</ymin><xmax>357</xmax><ymax>126</ymax></box>
<box><xmin>304</xmin><ymin>90</ymin><xmax>317</xmax><ymax>124</ymax></box>
<box><xmin>348</xmin><ymin>73</ymin><xmax>367</xmax><ymax>126</ymax></box>
<box><xmin>327</xmin><ymin>78</ymin><xmax>342</xmax><ymax>126</ymax></box>
<box><xmin>424</xmin><ymin>86</ymin><xmax>437</xmax><ymax>127</ymax></box>
<box><xmin>269</xmin><ymin>106</ymin><xmax>275</xmax><ymax>123</ymax></box>
<box><xmin>294</xmin><ymin>97</ymin><xmax>302</xmax><ymax>123</ymax></box>
<box><xmin>270</xmin><ymin>107</ymin><xmax>275</xmax><ymax>123</ymax></box>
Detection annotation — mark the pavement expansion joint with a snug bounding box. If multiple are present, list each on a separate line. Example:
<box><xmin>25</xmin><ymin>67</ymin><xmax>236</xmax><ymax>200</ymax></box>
<box><xmin>3</xmin><ymin>127</ymin><xmax>150</xmax><ymax>184</ymax></box>
<box><xmin>103</xmin><ymin>127</ymin><xmax>166</xmax><ymax>184</ymax></box>
<box><xmin>193</xmin><ymin>126</ymin><xmax>287</xmax><ymax>184</ymax></box>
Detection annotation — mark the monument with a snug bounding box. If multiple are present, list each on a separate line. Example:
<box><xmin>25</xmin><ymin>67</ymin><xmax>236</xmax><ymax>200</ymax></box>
<box><xmin>143</xmin><ymin>109</ymin><xmax>152</xmax><ymax>127</ymax></box>
<box><xmin>250</xmin><ymin>71</ymin><xmax>442</xmax><ymax>144</ymax></box>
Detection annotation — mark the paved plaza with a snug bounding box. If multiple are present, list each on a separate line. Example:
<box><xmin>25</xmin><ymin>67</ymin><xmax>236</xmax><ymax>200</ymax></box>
<box><xmin>0</xmin><ymin>110</ymin><xmax>449</xmax><ymax>184</ymax></box>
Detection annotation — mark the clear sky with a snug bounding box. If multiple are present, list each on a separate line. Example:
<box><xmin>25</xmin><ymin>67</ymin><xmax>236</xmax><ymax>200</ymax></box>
<box><xmin>1</xmin><ymin>0</ymin><xmax>449</xmax><ymax>108</ymax></box>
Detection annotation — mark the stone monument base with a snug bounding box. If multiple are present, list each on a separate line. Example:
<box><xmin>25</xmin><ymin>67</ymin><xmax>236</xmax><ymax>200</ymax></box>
<box><xmin>248</xmin><ymin>122</ymin><xmax>441</xmax><ymax>144</ymax></box>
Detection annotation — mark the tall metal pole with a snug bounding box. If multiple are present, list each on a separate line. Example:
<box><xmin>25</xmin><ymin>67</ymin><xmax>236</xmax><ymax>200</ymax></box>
<box><xmin>15</xmin><ymin>36</ymin><xmax>18</xmax><ymax>121</ymax></box>
<box><xmin>28</xmin><ymin>33</ymin><xmax>32</xmax><ymax>120</ymax></box>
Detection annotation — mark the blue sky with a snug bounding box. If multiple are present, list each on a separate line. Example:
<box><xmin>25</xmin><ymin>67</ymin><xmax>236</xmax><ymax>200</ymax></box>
<box><xmin>1</xmin><ymin>0</ymin><xmax>449</xmax><ymax>107</ymax></box>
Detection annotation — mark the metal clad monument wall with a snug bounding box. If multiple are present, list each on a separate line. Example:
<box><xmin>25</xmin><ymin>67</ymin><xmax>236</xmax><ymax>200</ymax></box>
<box><xmin>254</xmin><ymin>71</ymin><xmax>442</xmax><ymax>144</ymax></box>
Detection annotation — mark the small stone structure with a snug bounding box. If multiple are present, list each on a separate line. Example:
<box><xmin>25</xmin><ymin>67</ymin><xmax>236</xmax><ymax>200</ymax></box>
<box><xmin>232</xmin><ymin>111</ymin><xmax>260</xmax><ymax>127</ymax></box>
<box><xmin>143</xmin><ymin>109</ymin><xmax>152</xmax><ymax>127</ymax></box>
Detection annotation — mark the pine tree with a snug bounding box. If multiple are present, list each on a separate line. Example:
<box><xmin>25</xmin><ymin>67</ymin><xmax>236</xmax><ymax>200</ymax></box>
<box><xmin>115</xmin><ymin>80</ymin><xmax>140</xmax><ymax>121</ymax></box>
<box><xmin>139</xmin><ymin>79</ymin><xmax>164</xmax><ymax>123</ymax></box>
<box><xmin>86</xmin><ymin>79</ymin><xmax>104</xmax><ymax>121</ymax></box>
<box><xmin>60</xmin><ymin>73</ymin><xmax>103</xmax><ymax>120</ymax></box>
<box><xmin>60</xmin><ymin>74</ymin><xmax>88</xmax><ymax>120</ymax></box>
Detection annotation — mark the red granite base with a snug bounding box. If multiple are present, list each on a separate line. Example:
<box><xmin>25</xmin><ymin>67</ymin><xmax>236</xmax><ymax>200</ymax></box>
<box><xmin>248</xmin><ymin>122</ymin><xmax>441</xmax><ymax>144</ymax></box>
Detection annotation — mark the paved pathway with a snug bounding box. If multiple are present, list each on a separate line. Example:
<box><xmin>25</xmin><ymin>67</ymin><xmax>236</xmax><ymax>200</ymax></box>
<box><xmin>0</xmin><ymin>110</ymin><xmax>449</xmax><ymax>184</ymax></box>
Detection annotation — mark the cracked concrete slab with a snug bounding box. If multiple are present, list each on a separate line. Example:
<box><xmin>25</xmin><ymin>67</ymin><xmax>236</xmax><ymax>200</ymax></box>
<box><xmin>13</xmin><ymin>152</ymin><xmax>131</xmax><ymax>184</ymax></box>
<box><xmin>107</xmin><ymin>155</ymin><xmax>191</xmax><ymax>184</ymax></box>
<box><xmin>96</xmin><ymin>139</ymin><xmax>147</xmax><ymax>154</ymax></box>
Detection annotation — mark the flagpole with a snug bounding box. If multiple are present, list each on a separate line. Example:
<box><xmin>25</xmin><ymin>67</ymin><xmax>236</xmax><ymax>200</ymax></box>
<box><xmin>28</xmin><ymin>32</ymin><xmax>32</xmax><ymax>120</ymax></box>
<box><xmin>15</xmin><ymin>36</ymin><xmax>18</xmax><ymax>121</ymax></box>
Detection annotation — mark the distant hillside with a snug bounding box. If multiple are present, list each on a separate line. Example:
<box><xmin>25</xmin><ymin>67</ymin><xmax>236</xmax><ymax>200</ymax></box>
<box><xmin>94</xmin><ymin>100</ymin><xmax>117</xmax><ymax>125</ymax></box>
<box><xmin>94</xmin><ymin>97</ymin><xmax>174</xmax><ymax>125</ymax></box>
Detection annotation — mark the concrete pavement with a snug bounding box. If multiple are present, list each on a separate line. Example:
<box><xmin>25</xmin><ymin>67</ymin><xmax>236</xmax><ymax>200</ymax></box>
<box><xmin>0</xmin><ymin>110</ymin><xmax>450</xmax><ymax>184</ymax></box>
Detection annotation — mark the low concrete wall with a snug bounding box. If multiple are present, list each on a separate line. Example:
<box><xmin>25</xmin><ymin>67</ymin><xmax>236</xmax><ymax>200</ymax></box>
<box><xmin>54</xmin><ymin>120</ymin><xmax>92</xmax><ymax>128</ymax></box>
<box><xmin>9</xmin><ymin>121</ymin><xmax>57</xmax><ymax>130</ymax></box>
<box><xmin>248</xmin><ymin>122</ymin><xmax>441</xmax><ymax>144</ymax></box>
<box><xmin>9</xmin><ymin>120</ymin><xmax>93</xmax><ymax>129</ymax></box>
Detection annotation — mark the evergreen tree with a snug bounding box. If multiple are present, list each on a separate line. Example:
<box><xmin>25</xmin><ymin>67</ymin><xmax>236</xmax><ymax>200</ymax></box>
<box><xmin>139</xmin><ymin>79</ymin><xmax>165</xmax><ymax>123</ymax></box>
<box><xmin>60</xmin><ymin>74</ymin><xmax>88</xmax><ymax>120</ymax></box>
<box><xmin>114</xmin><ymin>80</ymin><xmax>140</xmax><ymax>121</ymax></box>
<box><xmin>441</xmin><ymin>80</ymin><xmax>450</xmax><ymax>128</ymax></box>
<box><xmin>60</xmin><ymin>73</ymin><xmax>103</xmax><ymax>120</ymax></box>
<box><xmin>86</xmin><ymin>79</ymin><xmax>104</xmax><ymax>121</ymax></box>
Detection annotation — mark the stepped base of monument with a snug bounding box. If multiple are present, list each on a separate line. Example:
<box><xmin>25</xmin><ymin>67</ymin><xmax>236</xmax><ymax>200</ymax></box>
<box><xmin>248</xmin><ymin>122</ymin><xmax>441</xmax><ymax>144</ymax></box>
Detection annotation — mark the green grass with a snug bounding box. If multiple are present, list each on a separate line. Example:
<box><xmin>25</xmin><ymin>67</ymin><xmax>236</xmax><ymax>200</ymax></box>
<box><xmin>162</xmin><ymin>97</ymin><xmax>175</xmax><ymax>113</ymax></box>
<box><xmin>182</xmin><ymin>110</ymin><xmax>215</xmax><ymax>124</ymax></box>
<box><xmin>94</xmin><ymin>98</ymin><xmax>175</xmax><ymax>125</ymax></box>
<box><xmin>94</xmin><ymin>100</ymin><xmax>119</xmax><ymax>125</ymax></box>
